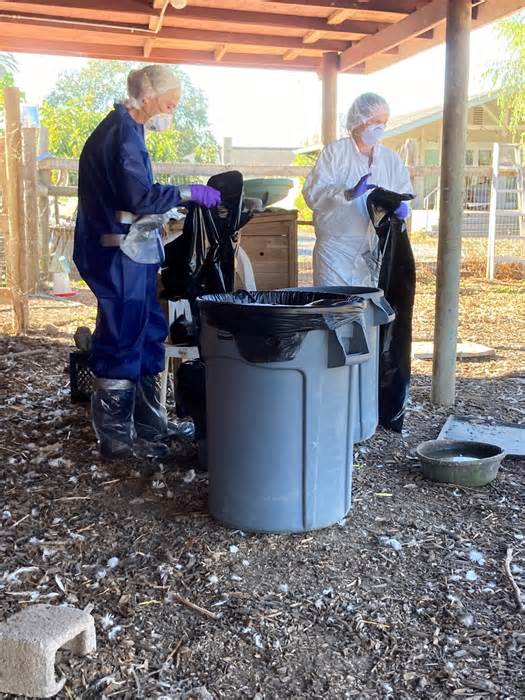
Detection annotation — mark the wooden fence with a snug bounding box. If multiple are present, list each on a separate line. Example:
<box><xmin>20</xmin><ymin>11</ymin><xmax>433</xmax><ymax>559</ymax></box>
<box><xmin>0</xmin><ymin>84</ymin><xmax>522</xmax><ymax>333</ymax></box>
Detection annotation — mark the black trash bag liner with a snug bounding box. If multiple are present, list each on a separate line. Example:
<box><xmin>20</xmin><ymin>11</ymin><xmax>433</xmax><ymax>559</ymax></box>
<box><xmin>366</xmin><ymin>187</ymin><xmax>416</xmax><ymax>433</ymax></box>
<box><xmin>169</xmin><ymin>313</ymin><xmax>196</xmax><ymax>346</ymax></box>
<box><xmin>199</xmin><ymin>290</ymin><xmax>366</xmax><ymax>363</ymax></box>
<box><xmin>175</xmin><ymin>359</ymin><xmax>206</xmax><ymax>442</ymax></box>
<box><xmin>162</xmin><ymin>171</ymin><xmax>252</xmax><ymax>307</ymax></box>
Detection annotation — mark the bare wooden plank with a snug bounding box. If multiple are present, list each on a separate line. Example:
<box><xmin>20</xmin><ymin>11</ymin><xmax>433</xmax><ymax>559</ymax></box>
<box><xmin>156</xmin><ymin>26</ymin><xmax>350</xmax><ymax>51</ymax></box>
<box><xmin>0</xmin><ymin>0</ymin><xmax>153</xmax><ymax>24</ymax></box>
<box><xmin>162</xmin><ymin>7</ymin><xmax>386</xmax><ymax>38</ymax></box>
<box><xmin>283</xmin><ymin>48</ymin><xmax>300</xmax><ymax>61</ymax></box>
<box><xmin>22</xmin><ymin>127</ymin><xmax>39</xmax><ymax>293</ymax></box>
<box><xmin>321</xmin><ymin>52</ymin><xmax>338</xmax><ymax>145</ymax></box>
<box><xmin>214</xmin><ymin>44</ymin><xmax>227</xmax><ymax>61</ymax></box>
<box><xmin>37</xmin><ymin>127</ymin><xmax>50</xmax><ymax>288</ymax></box>
<box><xmin>303</xmin><ymin>30</ymin><xmax>323</xmax><ymax>44</ymax></box>
<box><xmin>0</xmin><ymin>286</ymin><xmax>13</xmax><ymax>303</ymax></box>
<box><xmin>143</xmin><ymin>37</ymin><xmax>154</xmax><ymax>57</ymax></box>
<box><xmin>4</xmin><ymin>87</ymin><xmax>28</xmax><ymax>333</ymax></box>
<box><xmin>340</xmin><ymin>0</ymin><xmax>447</xmax><ymax>71</ymax></box>
<box><xmin>327</xmin><ymin>9</ymin><xmax>348</xmax><ymax>25</ymax></box>
<box><xmin>260</xmin><ymin>0</ymin><xmax>413</xmax><ymax>22</ymax></box>
<box><xmin>0</xmin><ymin>37</ymin><xmax>322</xmax><ymax>69</ymax></box>
<box><xmin>343</xmin><ymin>0</ymin><xmax>524</xmax><ymax>73</ymax></box>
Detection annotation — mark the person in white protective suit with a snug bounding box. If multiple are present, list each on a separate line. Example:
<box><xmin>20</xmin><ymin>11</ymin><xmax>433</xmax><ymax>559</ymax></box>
<box><xmin>303</xmin><ymin>93</ymin><xmax>413</xmax><ymax>286</ymax></box>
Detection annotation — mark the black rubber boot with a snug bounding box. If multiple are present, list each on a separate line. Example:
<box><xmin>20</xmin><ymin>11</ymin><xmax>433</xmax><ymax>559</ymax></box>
<box><xmin>135</xmin><ymin>374</ymin><xmax>194</xmax><ymax>442</ymax></box>
<box><xmin>91</xmin><ymin>378</ymin><xmax>172</xmax><ymax>459</ymax></box>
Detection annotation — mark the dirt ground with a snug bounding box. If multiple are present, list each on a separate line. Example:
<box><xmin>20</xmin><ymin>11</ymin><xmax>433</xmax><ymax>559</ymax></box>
<box><xmin>0</xmin><ymin>264</ymin><xmax>524</xmax><ymax>699</ymax></box>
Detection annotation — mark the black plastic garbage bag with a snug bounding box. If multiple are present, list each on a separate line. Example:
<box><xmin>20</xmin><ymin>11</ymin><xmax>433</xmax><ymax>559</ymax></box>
<box><xmin>162</xmin><ymin>170</ymin><xmax>251</xmax><ymax>306</ymax></box>
<box><xmin>175</xmin><ymin>359</ymin><xmax>206</xmax><ymax>441</ymax></box>
<box><xmin>199</xmin><ymin>290</ymin><xmax>367</xmax><ymax>363</ymax></box>
<box><xmin>366</xmin><ymin>187</ymin><xmax>416</xmax><ymax>433</ymax></box>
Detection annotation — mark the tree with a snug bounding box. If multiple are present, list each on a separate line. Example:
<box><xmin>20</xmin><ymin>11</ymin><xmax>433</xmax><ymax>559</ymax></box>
<box><xmin>486</xmin><ymin>11</ymin><xmax>525</xmax><ymax>141</ymax></box>
<box><xmin>41</xmin><ymin>60</ymin><xmax>218</xmax><ymax>162</ymax></box>
<box><xmin>0</xmin><ymin>53</ymin><xmax>18</xmax><ymax>76</ymax></box>
<box><xmin>293</xmin><ymin>152</ymin><xmax>318</xmax><ymax>222</ymax></box>
<box><xmin>0</xmin><ymin>54</ymin><xmax>18</xmax><ymax>115</ymax></box>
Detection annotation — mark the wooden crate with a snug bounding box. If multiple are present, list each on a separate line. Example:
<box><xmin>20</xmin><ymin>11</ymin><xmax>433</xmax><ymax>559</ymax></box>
<box><xmin>239</xmin><ymin>209</ymin><xmax>298</xmax><ymax>289</ymax></box>
<box><xmin>167</xmin><ymin>209</ymin><xmax>299</xmax><ymax>290</ymax></box>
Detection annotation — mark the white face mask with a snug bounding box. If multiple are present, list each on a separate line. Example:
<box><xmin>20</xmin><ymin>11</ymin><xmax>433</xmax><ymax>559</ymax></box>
<box><xmin>361</xmin><ymin>124</ymin><xmax>385</xmax><ymax>146</ymax></box>
<box><xmin>145</xmin><ymin>113</ymin><xmax>173</xmax><ymax>132</ymax></box>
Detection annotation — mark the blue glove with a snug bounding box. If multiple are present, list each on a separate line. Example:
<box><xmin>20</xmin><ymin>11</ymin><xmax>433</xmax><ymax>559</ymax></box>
<box><xmin>394</xmin><ymin>201</ymin><xmax>409</xmax><ymax>219</ymax></box>
<box><xmin>344</xmin><ymin>173</ymin><xmax>377</xmax><ymax>201</ymax></box>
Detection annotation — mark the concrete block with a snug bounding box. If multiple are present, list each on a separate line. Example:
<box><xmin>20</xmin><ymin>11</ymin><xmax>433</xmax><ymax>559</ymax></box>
<box><xmin>0</xmin><ymin>604</ymin><xmax>96</xmax><ymax>698</ymax></box>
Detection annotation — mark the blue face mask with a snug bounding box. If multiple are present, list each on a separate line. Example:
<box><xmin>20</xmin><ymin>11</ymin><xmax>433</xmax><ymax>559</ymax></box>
<box><xmin>145</xmin><ymin>113</ymin><xmax>173</xmax><ymax>132</ymax></box>
<box><xmin>361</xmin><ymin>124</ymin><xmax>385</xmax><ymax>146</ymax></box>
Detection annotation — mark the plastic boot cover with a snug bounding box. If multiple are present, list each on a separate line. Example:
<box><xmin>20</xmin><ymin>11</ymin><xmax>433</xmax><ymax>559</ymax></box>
<box><xmin>135</xmin><ymin>374</ymin><xmax>194</xmax><ymax>442</ymax></box>
<box><xmin>92</xmin><ymin>378</ymin><xmax>172</xmax><ymax>459</ymax></box>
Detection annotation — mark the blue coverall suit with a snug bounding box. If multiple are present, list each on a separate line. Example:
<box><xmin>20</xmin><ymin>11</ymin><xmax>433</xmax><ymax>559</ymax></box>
<box><xmin>74</xmin><ymin>103</ymin><xmax>182</xmax><ymax>381</ymax></box>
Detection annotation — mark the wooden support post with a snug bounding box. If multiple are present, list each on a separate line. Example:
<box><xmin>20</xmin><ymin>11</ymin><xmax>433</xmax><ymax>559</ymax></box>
<box><xmin>321</xmin><ymin>52</ymin><xmax>338</xmax><ymax>146</ymax></box>
<box><xmin>222</xmin><ymin>136</ymin><xmax>232</xmax><ymax>165</ymax></box>
<box><xmin>22</xmin><ymin>128</ymin><xmax>39</xmax><ymax>293</ymax></box>
<box><xmin>38</xmin><ymin>127</ymin><xmax>51</xmax><ymax>288</ymax></box>
<box><xmin>486</xmin><ymin>142</ymin><xmax>499</xmax><ymax>281</ymax></box>
<box><xmin>4</xmin><ymin>87</ymin><xmax>28</xmax><ymax>334</ymax></box>
<box><xmin>431</xmin><ymin>0</ymin><xmax>471</xmax><ymax>406</ymax></box>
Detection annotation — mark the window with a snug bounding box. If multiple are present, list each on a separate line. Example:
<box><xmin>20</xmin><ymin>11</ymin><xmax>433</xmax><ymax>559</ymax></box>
<box><xmin>478</xmin><ymin>149</ymin><xmax>492</xmax><ymax>166</ymax></box>
<box><xmin>465</xmin><ymin>150</ymin><xmax>474</xmax><ymax>166</ymax></box>
<box><xmin>424</xmin><ymin>148</ymin><xmax>439</xmax><ymax>166</ymax></box>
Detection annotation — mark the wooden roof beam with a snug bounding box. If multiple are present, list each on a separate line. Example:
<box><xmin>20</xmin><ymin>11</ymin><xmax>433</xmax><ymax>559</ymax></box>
<box><xmin>0</xmin><ymin>1</ymin><xmax>153</xmax><ymax>24</ymax></box>
<box><xmin>283</xmin><ymin>48</ymin><xmax>301</xmax><ymax>61</ymax></box>
<box><xmin>0</xmin><ymin>36</ymin><xmax>322</xmax><ymax>70</ymax></box>
<box><xmin>262</xmin><ymin>1</ymin><xmax>414</xmax><ymax>23</ymax></box>
<box><xmin>327</xmin><ymin>10</ymin><xmax>349</xmax><ymax>26</ymax></box>
<box><xmin>303</xmin><ymin>31</ymin><xmax>323</xmax><ymax>45</ymax></box>
<box><xmin>143</xmin><ymin>37</ymin><xmax>154</xmax><ymax>57</ymax></box>
<box><xmin>340</xmin><ymin>0</ymin><xmax>447</xmax><ymax>72</ymax></box>
<box><xmin>214</xmin><ymin>44</ymin><xmax>227</xmax><ymax>62</ymax></box>
<box><xmin>162</xmin><ymin>8</ymin><xmax>388</xmax><ymax>39</ymax></box>
<box><xmin>0</xmin><ymin>17</ymin><xmax>351</xmax><ymax>53</ymax></box>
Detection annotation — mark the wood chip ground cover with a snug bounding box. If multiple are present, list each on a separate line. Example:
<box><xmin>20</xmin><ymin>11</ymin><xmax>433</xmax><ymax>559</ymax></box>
<box><xmin>0</xmin><ymin>267</ymin><xmax>524</xmax><ymax>699</ymax></box>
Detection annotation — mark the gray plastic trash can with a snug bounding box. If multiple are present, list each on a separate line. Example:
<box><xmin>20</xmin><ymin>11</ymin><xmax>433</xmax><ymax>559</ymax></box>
<box><xmin>281</xmin><ymin>287</ymin><xmax>394</xmax><ymax>443</ymax></box>
<box><xmin>198</xmin><ymin>291</ymin><xmax>370</xmax><ymax>534</ymax></box>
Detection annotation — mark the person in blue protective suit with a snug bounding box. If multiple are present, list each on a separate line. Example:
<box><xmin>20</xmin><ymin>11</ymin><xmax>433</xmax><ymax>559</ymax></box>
<box><xmin>74</xmin><ymin>64</ymin><xmax>221</xmax><ymax>460</ymax></box>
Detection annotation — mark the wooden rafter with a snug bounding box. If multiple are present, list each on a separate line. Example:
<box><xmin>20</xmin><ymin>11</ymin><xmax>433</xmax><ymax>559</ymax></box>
<box><xmin>214</xmin><ymin>44</ymin><xmax>227</xmax><ymax>62</ymax></box>
<box><xmin>339</xmin><ymin>0</ymin><xmax>447</xmax><ymax>71</ymax></box>
<box><xmin>0</xmin><ymin>17</ymin><xmax>351</xmax><ymax>53</ymax></box>
<box><xmin>143</xmin><ymin>37</ymin><xmax>154</xmax><ymax>57</ymax></box>
<box><xmin>260</xmin><ymin>0</ymin><xmax>414</xmax><ymax>23</ymax></box>
<box><xmin>327</xmin><ymin>10</ymin><xmax>349</xmax><ymax>26</ymax></box>
<box><xmin>0</xmin><ymin>0</ymin><xmax>520</xmax><ymax>74</ymax></box>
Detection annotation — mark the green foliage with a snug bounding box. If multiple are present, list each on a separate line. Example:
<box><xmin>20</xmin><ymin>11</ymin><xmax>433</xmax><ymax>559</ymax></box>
<box><xmin>0</xmin><ymin>53</ymin><xmax>18</xmax><ymax>75</ymax></box>
<box><xmin>486</xmin><ymin>11</ymin><xmax>525</xmax><ymax>142</ymax></box>
<box><xmin>41</xmin><ymin>59</ymin><xmax>218</xmax><ymax>162</ymax></box>
<box><xmin>0</xmin><ymin>71</ymin><xmax>15</xmax><ymax>110</ymax></box>
<box><xmin>293</xmin><ymin>151</ymin><xmax>319</xmax><ymax>222</ymax></box>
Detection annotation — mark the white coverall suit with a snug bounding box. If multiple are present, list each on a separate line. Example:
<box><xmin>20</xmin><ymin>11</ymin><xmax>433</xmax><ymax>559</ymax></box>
<box><xmin>303</xmin><ymin>136</ymin><xmax>413</xmax><ymax>287</ymax></box>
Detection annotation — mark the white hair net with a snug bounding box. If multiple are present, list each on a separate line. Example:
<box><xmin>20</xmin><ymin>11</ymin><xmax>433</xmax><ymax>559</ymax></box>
<box><xmin>346</xmin><ymin>93</ymin><xmax>390</xmax><ymax>132</ymax></box>
<box><xmin>125</xmin><ymin>65</ymin><xmax>181</xmax><ymax>109</ymax></box>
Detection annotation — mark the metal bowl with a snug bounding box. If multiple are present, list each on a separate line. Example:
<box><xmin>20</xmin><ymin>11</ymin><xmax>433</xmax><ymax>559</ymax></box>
<box><xmin>416</xmin><ymin>439</ymin><xmax>505</xmax><ymax>487</ymax></box>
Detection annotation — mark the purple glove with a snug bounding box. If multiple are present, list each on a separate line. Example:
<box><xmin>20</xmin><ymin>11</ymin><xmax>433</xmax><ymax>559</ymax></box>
<box><xmin>394</xmin><ymin>201</ymin><xmax>409</xmax><ymax>219</ymax></box>
<box><xmin>183</xmin><ymin>184</ymin><xmax>221</xmax><ymax>208</ymax></box>
<box><xmin>344</xmin><ymin>173</ymin><xmax>377</xmax><ymax>201</ymax></box>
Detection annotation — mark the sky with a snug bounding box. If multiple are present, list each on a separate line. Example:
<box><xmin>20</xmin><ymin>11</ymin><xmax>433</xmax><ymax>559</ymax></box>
<box><xmin>12</xmin><ymin>20</ymin><xmax>505</xmax><ymax>149</ymax></box>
